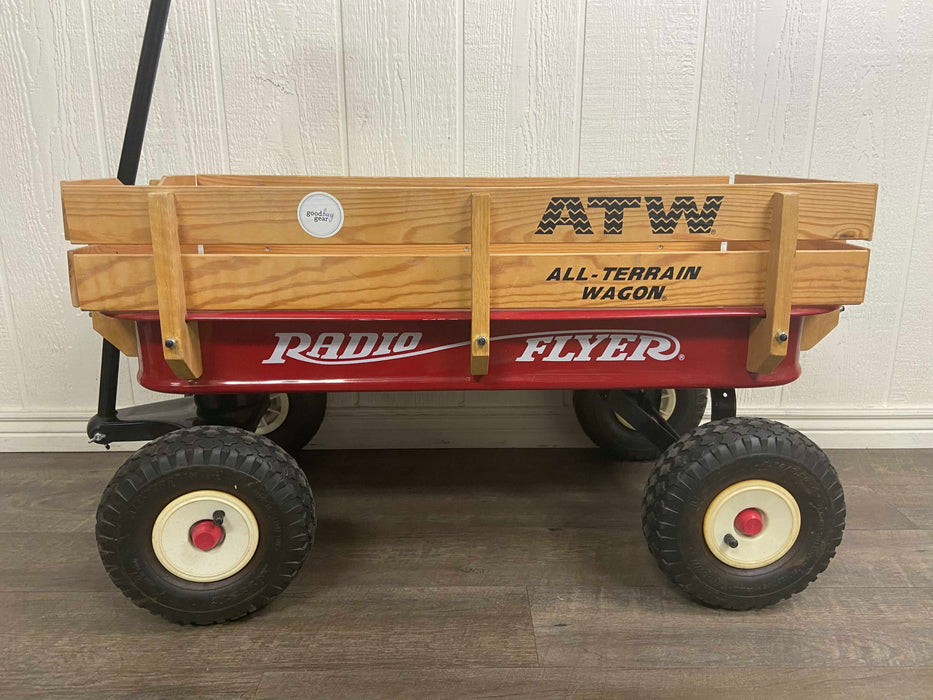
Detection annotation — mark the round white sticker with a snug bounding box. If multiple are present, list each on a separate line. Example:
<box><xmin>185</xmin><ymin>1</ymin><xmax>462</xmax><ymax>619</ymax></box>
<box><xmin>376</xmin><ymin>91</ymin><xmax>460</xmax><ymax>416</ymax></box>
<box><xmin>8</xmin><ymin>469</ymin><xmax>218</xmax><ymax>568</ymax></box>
<box><xmin>297</xmin><ymin>191</ymin><xmax>344</xmax><ymax>238</ymax></box>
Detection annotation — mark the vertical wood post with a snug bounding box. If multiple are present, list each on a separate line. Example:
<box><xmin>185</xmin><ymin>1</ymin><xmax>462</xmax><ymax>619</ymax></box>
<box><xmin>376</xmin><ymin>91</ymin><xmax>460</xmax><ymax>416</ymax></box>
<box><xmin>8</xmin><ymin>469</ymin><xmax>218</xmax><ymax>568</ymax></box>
<box><xmin>149</xmin><ymin>191</ymin><xmax>202</xmax><ymax>380</ymax></box>
<box><xmin>470</xmin><ymin>193</ymin><xmax>491</xmax><ymax>376</ymax></box>
<box><xmin>747</xmin><ymin>191</ymin><xmax>799</xmax><ymax>374</ymax></box>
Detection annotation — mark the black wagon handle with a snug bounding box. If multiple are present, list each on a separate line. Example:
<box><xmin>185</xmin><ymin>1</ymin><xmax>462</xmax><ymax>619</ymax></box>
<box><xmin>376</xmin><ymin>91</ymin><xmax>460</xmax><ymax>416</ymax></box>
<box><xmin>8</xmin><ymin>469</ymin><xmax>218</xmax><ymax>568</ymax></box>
<box><xmin>93</xmin><ymin>0</ymin><xmax>172</xmax><ymax>429</ymax></box>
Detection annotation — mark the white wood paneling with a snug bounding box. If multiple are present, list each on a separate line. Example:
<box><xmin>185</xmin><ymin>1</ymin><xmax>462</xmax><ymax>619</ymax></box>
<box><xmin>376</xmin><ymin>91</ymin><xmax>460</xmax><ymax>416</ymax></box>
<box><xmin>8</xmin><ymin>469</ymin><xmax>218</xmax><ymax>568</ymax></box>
<box><xmin>0</xmin><ymin>0</ymin><xmax>128</xmax><ymax>411</ymax></box>
<box><xmin>695</xmin><ymin>0</ymin><xmax>825</xmax><ymax>411</ymax></box>
<box><xmin>578</xmin><ymin>0</ymin><xmax>702</xmax><ymax>175</ymax></box>
<box><xmin>0</xmin><ymin>0</ymin><xmax>932</xmax><ymax>447</ymax></box>
<box><xmin>782</xmin><ymin>0</ymin><xmax>933</xmax><ymax>408</ymax></box>
<box><xmin>464</xmin><ymin>0</ymin><xmax>586</xmax><ymax>175</ymax></box>
<box><xmin>216</xmin><ymin>0</ymin><xmax>345</xmax><ymax>175</ymax></box>
<box><xmin>888</xmin><ymin>71</ymin><xmax>933</xmax><ymax>406</ymax></box>
<box><xmin>343</xmin><ymin>0</ymin><xmax>459</xmax><ymax>175</ymax></box>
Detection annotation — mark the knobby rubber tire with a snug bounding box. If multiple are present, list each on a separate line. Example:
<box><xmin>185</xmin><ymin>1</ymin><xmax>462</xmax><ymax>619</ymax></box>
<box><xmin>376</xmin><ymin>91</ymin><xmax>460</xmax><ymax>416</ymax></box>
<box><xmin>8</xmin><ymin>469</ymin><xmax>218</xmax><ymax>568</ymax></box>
<box><xmin>96</xmin><ymin>426</ymin><xmax>316</xmax><ymax>625</ymax></box>
<box><xmin>573</xmin><ymin>388</ymin><xmax>707</xmax><ymax>461</ymax></box>
<box><xmin>256</xmin><ymin>392</ymin><xmax>327</xmax><ymax>456</ymax></box>
<box><xmin>641</xmin><ymin>417</ymin><xmax>845</xmax><ymax>610</ymax></box>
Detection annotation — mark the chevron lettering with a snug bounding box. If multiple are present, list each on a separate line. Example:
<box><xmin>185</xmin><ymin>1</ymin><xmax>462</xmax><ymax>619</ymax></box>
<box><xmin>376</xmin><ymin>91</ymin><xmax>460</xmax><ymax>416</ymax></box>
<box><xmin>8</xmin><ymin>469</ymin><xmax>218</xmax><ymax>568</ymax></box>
<box><xmin>644</xmin><ymin>196</ymin><xmax>724</xmax><ymax>235</ymax></box>
<box><xmin>586</xmin><ymin>197</ymin><xmax>641</xmax><ymax>235</ymax></box>
<box><xmin>534</xmin><ymin>197</ymin><xmax>594</xmax><ymax>235</ymax></box>
<box><xmin>535</xmin><ymin>195</ymin><xmax>723</xmax><ymax>236</ymax></box>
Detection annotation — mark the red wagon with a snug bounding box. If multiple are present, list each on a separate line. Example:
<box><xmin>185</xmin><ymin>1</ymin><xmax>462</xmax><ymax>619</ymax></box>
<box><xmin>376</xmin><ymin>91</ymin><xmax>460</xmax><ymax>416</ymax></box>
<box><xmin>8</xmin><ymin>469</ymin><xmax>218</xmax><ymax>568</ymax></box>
<box><xmin>64</xmin><ymin>1</ymin><xmax>875</xmax><ymax>623</ymax></box>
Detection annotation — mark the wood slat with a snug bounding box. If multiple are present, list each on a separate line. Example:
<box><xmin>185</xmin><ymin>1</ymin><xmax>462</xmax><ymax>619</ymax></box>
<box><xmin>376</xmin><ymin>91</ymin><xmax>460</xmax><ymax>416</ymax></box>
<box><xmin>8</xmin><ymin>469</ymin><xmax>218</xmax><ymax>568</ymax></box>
<box><xmin>487</xmin><ymin>182</ymin><xmax>875</xmax><ymax>243</ymax></box>
<box><xmin>69</xmin><ymin>246</ymin><xmax>869</xmax><ymax>312</ymax></box>
<box><xmin>801</xmin><ymin>307</ymin><xmax>842</xmax><ymax>351</ymax></box>
<box><xmin>747</xmin><ymin>192</ymin><xmax>799</xmax><ymax>374</ymax></box>
<box><xmin>471</xmin><ymin>194</ymin><xmax>491</xmax><ymax>375</ymax></box>
<box><xmin>61</xmin><ymin>180</ymin><xmax>877</xmax><ymax>246</ymax></box>
<box><xmin>489</xmin><ymin>247</ymin><xmax>867</xmax><ymax>309</ymax></box>
<box><xmin>90</xmin><ymin>313</ymin><xmax>137</xmax><ymax>357</ymax></box>
<box><xmin>148</xmin><ymin>192</ymin><xmax>202</xmax><ymax>380</ymax></box>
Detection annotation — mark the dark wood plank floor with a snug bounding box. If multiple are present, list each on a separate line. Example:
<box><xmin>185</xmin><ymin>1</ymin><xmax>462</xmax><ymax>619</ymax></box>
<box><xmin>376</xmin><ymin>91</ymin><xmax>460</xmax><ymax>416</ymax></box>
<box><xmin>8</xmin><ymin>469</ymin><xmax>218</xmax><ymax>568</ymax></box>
<box><xmin>0</xmin><ymin>448</ymin><xmax>931</xmax><ymax>699</ymax></box>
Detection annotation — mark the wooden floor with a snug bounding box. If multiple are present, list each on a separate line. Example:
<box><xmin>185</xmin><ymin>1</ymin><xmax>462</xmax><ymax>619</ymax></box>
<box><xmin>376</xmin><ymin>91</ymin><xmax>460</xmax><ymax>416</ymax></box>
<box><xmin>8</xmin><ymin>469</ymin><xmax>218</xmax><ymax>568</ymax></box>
<box><xmin>0</xmin><ymin>447</ymin><xmax>931</xmax><ymax>699</ymax></box>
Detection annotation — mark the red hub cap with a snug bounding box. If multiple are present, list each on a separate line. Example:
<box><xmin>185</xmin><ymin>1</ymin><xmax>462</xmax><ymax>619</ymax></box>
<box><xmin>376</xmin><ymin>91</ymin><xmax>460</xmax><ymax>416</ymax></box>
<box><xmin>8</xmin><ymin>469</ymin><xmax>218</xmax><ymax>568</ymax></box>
<box><xmin>190</xmin><ymin>520</ymin><xmax>224</xmax><ymax>551</ymax></box>
<box><xmin>734</xmin><ymin>508</ymin><xmax>764</xmax><ymax>536</ymax></box>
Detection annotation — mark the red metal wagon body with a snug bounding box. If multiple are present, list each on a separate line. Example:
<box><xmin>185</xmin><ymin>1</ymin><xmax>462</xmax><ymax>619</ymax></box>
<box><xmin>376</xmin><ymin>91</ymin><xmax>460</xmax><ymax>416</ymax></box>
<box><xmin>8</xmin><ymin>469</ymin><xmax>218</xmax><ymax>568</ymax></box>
<box><xmin>124</xmin><ymin>307</ymin><xmax>821</xmax><ymax>394</ymax></box>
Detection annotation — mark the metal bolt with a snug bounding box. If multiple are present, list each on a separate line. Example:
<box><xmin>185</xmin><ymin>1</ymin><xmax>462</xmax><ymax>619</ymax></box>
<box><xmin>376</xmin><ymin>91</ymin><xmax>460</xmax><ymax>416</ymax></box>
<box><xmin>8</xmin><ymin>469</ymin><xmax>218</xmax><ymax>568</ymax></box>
<box><xmin>476</xmin><ymin>336</ymin><xmax>487</xmax><ymax>347</ymax></box>
<box><xmin>724</xmin><ymin>533</ymin><xmax>739</xmax><ymax>549</ymax></box>
<box><xmin>164</xmin><ymin>338</ymin><xmax>177</xmax><ymax>349</ymax></box>
<box><xmin>775</xmin><ymin>331</ymin><xmax>788</xmax><ymax>343</ymax></box>
<box><xmin>212</xmin><ymin>510</ymin><xmax>225</xmax><ymax>526</ymax></box>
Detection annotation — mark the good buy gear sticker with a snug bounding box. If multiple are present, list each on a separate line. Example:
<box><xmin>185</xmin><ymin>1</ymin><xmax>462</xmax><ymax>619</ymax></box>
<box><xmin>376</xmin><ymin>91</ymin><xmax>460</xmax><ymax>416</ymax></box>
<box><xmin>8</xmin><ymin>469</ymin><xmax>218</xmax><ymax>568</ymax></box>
<box><xmin>297</xmin><ymin>191</ymin><xmax>344</xmax><ymax>238</ymax></box>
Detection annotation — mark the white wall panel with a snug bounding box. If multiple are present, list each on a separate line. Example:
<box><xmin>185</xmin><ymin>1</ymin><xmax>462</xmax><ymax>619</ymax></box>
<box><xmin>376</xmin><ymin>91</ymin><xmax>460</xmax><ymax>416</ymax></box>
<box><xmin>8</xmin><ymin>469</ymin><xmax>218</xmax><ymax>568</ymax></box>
<box><xmin>217</xmin><ymin>0</ymin><xmax>345</xmax><ymax>175</ymax></box>
<box><xmin>888</xmin><ymin>82</ymin><xmax>933</xmax><ymax>406</ymax></box>
<box><xmin>782</xmin><ymin>0</ymin><xmax>933</xmax><ymax>408</ymax></box>
<box><xmin>343</xmin><ymin>0</ymin><xmax>459</xmax><ymax>176</ymax></box>
<box><xmin>0</xmin><ymin>0</ymin><xmax>128</xmax><ymax>411</ymax></box>
<box><xmin>579</xmin><ymin>0</ymin><xmax>702</xmax><ymax>175</ymax></box>
<box><xmin>464</xmin><ymin>0</ymin><xmax>586</xmax><ymax>176</ymax></box>
<box><xmin>695</xmin><ymin>0</ymin><xmax>824</xmax><ymax>411</ymax></box>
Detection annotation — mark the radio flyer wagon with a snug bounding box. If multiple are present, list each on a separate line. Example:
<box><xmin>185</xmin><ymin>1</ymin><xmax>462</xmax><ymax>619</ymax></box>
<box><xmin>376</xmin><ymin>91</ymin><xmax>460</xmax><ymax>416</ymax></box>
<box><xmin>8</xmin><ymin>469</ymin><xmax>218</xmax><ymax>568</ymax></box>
<box><xmin>63</xmin><ymin>1</ymin><xmax>876</xmax><ymax>624</ymax></box>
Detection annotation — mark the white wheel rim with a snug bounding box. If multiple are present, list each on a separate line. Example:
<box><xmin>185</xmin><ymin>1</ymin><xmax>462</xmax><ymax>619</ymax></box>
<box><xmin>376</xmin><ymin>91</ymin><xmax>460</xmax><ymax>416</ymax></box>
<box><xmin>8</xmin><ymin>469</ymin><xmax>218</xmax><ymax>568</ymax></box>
<box><xmin>256</xmin><ymin>393</ymin><xmax>289</xmax><ymax>435</ymax></box>
<box><xmin>615</xmin><ymin>389</ymin><xmax>677</xmax><ymax>430</ymax></box>
<box><xmin>152</xmin><ymin>490</ymin><xmax>260</xmax><ymax>583</ymax></box>
<box><xmin>703</xmin><ymin>479</ymin><xmax>801</xmax><ymax>569</ymax></box>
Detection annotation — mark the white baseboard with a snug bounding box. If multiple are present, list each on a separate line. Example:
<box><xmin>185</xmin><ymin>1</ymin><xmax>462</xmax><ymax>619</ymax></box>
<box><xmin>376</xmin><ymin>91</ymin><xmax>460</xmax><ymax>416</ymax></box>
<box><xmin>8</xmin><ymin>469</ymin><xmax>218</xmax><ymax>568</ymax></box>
<box><xmin>1</xmin><ymin>406</ymin><xmax>932</xmax><ymax>452</ymax></box>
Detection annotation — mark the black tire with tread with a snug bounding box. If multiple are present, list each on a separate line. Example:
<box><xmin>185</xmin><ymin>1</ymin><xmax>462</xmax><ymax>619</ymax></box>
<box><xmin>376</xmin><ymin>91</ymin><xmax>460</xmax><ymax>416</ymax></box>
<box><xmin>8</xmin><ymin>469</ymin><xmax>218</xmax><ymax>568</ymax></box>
<box><xmin>255</xmin><ymin>392</ymin><xmax>327</xmax><ymax>456</ymax></box>
<box><xmin>642</xmin><ymin>417</ymin><xmax>845</xmax><ymax>610</ymax></box>
<box><xmin>573</xmin><ymin>388</ymin><xmax>707</xmax><ymax>461</ymax></box>
<box><xmin>96</xmin><ymin>426</ymin><xmax>315</xmax><ymax>625</ymax></box>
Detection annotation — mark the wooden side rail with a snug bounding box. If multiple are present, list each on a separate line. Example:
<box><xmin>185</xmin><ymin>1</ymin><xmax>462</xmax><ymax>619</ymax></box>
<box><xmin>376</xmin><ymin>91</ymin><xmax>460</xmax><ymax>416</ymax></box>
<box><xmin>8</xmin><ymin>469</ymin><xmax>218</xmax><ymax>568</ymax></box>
<box><xmin>471</xmin><ymin>194</ymin><xmax>491</xmax><ymax>375</ymax></box>
<box><xmin>747</xmin><ymin>191</ymin><xmax>798</xmax><ymax>374</ymax></box>
<box><xmin>148</xmin><ymin>192</ymin><xmax>202</xmax><ymax>380</ymax></box>
<box><xmin>62</xmin><ymin>176</ymin><xmax>875</xmax><ymax>378</ymax></box>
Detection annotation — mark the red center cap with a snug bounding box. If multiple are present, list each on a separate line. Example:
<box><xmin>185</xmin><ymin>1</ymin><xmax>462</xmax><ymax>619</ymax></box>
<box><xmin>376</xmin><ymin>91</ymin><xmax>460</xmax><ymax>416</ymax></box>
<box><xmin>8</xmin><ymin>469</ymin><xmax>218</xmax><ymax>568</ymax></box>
<box><xmin>190</xmin><ymin>520</ymin><xmax>224</xmax><ymax>551</ymax></box>
<box><xmin>734</xmin><ymin>508</ymin><xmax>764</xmax><ymax>536</ymax></box>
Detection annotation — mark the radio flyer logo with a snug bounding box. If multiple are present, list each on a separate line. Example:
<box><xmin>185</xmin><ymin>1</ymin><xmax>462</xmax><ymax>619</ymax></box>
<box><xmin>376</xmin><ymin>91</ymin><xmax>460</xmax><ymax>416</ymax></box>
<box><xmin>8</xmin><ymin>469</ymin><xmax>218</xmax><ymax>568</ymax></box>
<box><xmin>263</xmin><ymin>330</ymin><xmax>682</xmax><ymax>365</ymax></box>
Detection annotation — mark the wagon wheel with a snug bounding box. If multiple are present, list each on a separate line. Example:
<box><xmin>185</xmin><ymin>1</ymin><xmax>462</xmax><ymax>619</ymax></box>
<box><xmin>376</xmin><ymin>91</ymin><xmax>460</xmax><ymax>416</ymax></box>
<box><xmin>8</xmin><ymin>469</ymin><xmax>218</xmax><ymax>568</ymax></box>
<box><xmin>96</xmin><ymin>426</ymin><xmax>315</xmax><ymax>624</ymax></box>
<box><xmin>573</xmin><ymin>388</ymin><xmax>707</xmax><ymax>461</ymax></box>
<box><xmin>253</xmin><ymin>392</ymin><xmax>327</xmax><ymax>456</ymax></box>
<box><xmin>642</xmin><ymin>417</ymin><xmax>845</xmax><ymax>609</ymax></box>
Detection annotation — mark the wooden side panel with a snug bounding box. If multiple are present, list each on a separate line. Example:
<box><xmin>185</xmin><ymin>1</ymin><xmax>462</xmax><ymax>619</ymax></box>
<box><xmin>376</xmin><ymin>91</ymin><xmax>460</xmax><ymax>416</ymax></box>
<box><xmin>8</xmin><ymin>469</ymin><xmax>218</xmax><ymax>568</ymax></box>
<box><xmin>61</xmin><ymin>182</ymin><xmax>876</xmax><ymax>246</ymax></box>
<box><xmin>71</xmin><ymin>253</ymin><xmax>472</xmax><ymax>311</ymax></box>
<box><xmin>69</xmin><ymin>246</ymin><xmax>868</xmax><ymax>312</ymax></box>
<box><xmin>488</xmin><ymin>183</ymin><xmax>875</xmax><ymax>243</ymax></box>
<box><xmin>489</xmin><ymin>248</ymin><xmax>867</xmax><ymax>310</ymax></box>
<box><xmin>63</xmin><ymin>186</ymin><xmax>472</xmax><ymax>245</ymax></box>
